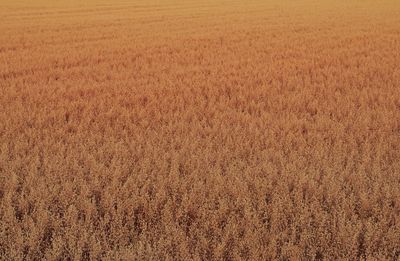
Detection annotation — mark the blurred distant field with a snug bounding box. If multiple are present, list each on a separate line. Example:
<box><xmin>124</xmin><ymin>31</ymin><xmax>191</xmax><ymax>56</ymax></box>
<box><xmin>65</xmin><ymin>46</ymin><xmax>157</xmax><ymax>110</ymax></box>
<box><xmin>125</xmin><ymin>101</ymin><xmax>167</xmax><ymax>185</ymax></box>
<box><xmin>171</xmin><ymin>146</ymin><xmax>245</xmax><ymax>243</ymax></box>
<box><xmin>1</xmin><ymin>0</ymin><xmax>400</xmax><ymax>260</ymax></box>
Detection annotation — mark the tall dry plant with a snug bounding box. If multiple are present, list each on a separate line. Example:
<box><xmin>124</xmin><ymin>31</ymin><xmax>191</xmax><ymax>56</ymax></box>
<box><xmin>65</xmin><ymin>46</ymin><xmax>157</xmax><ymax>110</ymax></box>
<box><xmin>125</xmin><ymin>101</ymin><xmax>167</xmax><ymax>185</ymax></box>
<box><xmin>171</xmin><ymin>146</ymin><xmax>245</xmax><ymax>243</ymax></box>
<box><xmin>0</xmin><ymin>0</ymin><xmax>399</xmax><ymax>260</ymax></box>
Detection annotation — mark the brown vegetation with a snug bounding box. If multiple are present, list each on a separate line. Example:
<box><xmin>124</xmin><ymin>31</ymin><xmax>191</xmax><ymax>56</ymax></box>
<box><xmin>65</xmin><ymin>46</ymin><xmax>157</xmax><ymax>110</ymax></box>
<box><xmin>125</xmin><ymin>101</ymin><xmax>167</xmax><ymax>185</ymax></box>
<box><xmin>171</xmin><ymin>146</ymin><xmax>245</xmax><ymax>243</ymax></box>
<box><xmin>1</xmin><ymin>0</ymin><xmax>399</xmax><ymax>260</ymax></box>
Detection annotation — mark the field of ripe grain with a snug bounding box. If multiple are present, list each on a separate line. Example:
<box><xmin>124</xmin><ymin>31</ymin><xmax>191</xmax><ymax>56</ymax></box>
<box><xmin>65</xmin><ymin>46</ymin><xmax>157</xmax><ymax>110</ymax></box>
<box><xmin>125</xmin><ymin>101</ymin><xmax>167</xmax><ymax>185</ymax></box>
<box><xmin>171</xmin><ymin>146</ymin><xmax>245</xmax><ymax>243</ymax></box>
<box><xmin>1</xmin><ymin>0</ymin><xmax>400</xmax><ymax>260</ymax></box>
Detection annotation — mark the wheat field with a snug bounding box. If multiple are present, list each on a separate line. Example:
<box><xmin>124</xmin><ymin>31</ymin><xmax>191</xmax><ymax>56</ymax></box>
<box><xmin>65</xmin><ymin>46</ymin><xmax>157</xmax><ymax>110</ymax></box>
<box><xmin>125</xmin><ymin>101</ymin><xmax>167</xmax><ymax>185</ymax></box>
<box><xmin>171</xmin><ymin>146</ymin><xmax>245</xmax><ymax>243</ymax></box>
<box><xmin>1</xmin><ymin>0</ymin><xmax>400</xmax><ymax>260</ymax></box>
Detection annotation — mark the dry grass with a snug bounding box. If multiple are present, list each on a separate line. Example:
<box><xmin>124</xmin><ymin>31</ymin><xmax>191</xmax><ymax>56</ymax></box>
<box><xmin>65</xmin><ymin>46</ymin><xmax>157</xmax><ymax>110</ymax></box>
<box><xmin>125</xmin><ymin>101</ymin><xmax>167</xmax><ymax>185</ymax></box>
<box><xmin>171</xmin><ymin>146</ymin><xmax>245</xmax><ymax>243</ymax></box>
<box><xmin>1</xmin><ymin>0</ymin><xmax>400</xmax><ymax>260</ymax></box>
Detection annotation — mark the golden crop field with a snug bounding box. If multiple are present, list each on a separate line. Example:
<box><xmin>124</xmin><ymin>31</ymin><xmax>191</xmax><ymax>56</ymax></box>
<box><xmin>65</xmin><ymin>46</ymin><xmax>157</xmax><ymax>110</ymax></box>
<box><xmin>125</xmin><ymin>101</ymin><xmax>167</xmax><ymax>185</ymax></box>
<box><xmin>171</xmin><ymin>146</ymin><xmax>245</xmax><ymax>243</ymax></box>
<box><xmin>1</xmin><ymin>0</ymin><xmax>400</xmax><ymax>260</ymax></box>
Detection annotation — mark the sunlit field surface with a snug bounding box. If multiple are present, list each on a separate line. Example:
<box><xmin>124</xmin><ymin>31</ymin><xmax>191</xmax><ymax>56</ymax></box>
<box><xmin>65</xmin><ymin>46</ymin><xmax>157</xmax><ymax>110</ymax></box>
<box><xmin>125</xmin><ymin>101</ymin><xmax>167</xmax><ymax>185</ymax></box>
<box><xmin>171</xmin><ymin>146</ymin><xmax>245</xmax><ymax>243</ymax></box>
<box><xmin>1</xmin><ymin>0</ymin><xmax>400</xmax><ymax>259</ymax></box>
